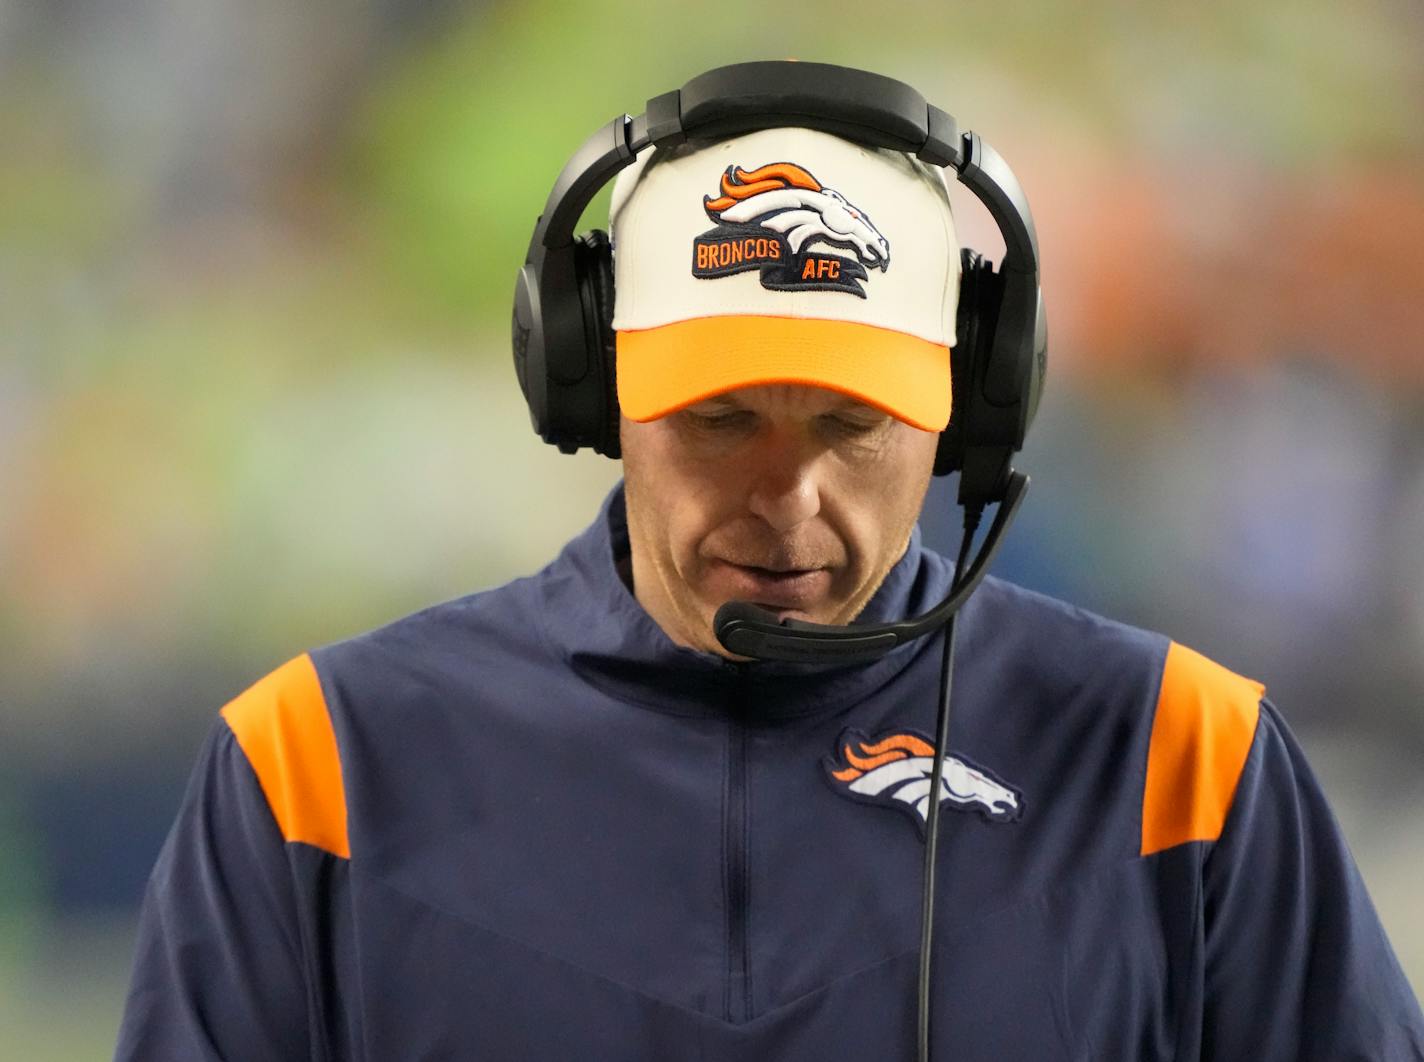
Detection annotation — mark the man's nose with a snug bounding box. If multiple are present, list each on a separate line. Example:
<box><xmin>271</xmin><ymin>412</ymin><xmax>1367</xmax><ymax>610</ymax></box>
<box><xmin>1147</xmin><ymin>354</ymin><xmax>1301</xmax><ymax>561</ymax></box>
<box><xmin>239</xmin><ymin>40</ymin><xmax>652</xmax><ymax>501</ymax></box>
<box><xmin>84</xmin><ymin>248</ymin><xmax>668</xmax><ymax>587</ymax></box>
<box><xmin>746</xmin><ymin>445</ymin><xmax>821</xmax><ymax>533</ymax></box>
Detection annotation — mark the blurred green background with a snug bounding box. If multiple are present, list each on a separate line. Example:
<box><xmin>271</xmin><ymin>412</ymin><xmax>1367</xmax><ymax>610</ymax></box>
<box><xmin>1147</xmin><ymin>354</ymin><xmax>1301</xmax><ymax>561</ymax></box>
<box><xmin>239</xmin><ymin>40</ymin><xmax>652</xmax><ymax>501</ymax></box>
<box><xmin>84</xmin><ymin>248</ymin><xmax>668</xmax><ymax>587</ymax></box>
<box><xmin>3</xmin><ymin>0</ymin><xmax>1423</xmax><ymax>1055</ymax></box>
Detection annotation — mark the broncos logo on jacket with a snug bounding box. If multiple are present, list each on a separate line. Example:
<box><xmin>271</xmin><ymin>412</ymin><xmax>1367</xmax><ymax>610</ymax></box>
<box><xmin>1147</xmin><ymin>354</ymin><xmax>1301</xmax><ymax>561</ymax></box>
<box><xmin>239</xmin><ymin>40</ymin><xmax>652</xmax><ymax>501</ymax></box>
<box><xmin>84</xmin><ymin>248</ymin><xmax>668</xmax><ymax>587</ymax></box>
<box><xmin>691</xmin><ymin>161</ymin><xmax>890</xmax><ymax>297</ymax></box>
<box><xmin>824</xmin><ymin>728</ymin><xmax>1023</xmax><ymax>834</ymax></box>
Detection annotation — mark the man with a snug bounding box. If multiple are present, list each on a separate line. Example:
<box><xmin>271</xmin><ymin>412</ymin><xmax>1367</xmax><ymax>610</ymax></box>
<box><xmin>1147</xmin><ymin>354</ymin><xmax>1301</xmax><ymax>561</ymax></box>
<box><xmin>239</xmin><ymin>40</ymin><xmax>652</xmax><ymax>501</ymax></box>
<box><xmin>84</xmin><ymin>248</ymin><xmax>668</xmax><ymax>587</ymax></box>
<box><xmin>116</xmin><ymin>84</ymin><xmax>1424</xmax><ymax>1060</ymax></box>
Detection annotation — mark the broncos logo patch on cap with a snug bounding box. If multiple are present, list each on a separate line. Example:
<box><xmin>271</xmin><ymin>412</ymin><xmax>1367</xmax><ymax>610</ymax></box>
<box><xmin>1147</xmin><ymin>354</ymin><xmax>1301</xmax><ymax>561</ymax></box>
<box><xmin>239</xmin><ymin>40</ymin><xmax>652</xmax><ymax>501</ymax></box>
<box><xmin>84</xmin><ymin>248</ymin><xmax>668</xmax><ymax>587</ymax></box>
<box><xmin>824</xmin><ymin>728</ymin><xmax>1023</xmax><ymax>835</ymax></box>
<box><xmin>691</xmin><ymin>162</ymin><xmax>890</xmax><ymax>297</ymax></box>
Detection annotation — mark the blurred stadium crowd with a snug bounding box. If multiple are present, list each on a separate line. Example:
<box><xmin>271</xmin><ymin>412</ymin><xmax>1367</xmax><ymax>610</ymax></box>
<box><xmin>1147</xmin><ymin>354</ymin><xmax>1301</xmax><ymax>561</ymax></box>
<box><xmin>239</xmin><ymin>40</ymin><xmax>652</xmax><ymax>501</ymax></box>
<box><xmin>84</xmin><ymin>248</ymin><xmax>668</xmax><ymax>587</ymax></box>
<box><xmin>1</xmin><ymin>0</ymin><xmax>1421</xmax><ymax>1054</ymax></box>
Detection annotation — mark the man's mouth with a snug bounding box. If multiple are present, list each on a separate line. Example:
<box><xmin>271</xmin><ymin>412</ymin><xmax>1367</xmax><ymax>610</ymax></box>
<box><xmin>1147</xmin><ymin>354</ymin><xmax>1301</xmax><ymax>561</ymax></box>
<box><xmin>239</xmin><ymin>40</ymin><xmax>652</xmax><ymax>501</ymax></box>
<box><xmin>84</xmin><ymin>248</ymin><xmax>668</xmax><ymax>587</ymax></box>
<box><xmin>707</xmin><ymin>560</ymin><xmax>832</xmax><ymax>609</ymax></box>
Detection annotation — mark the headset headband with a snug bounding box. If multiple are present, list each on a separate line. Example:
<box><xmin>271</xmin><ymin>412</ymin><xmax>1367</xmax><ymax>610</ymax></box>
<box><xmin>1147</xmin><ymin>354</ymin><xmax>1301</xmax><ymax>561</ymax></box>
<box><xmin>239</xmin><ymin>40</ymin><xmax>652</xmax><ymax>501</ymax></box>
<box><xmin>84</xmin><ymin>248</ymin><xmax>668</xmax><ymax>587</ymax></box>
<box><xmin>529</xmin><ymin>62</ymin><xmax>1038</xmax><ymax>265</ymax></box>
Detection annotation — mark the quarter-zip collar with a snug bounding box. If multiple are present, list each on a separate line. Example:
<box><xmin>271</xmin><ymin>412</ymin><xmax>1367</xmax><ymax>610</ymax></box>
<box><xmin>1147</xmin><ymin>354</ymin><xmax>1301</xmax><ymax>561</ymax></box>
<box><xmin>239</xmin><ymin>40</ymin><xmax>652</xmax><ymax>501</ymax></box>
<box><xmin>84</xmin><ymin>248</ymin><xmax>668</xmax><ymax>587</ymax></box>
<box><xmin>538</xmin><ymin>481</ymin><xmax>953</xmax><ymax>720</ymax></box>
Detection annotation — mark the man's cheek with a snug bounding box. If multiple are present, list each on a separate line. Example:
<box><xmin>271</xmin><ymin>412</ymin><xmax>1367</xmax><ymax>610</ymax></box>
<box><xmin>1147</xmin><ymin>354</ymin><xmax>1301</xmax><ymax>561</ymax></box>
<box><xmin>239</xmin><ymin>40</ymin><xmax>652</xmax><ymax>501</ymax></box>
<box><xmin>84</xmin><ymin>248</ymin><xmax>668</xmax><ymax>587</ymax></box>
<box><xmin>672</xmin><ymin>526</ymin><xmax>710</xmax><ymax>589</ymax></box>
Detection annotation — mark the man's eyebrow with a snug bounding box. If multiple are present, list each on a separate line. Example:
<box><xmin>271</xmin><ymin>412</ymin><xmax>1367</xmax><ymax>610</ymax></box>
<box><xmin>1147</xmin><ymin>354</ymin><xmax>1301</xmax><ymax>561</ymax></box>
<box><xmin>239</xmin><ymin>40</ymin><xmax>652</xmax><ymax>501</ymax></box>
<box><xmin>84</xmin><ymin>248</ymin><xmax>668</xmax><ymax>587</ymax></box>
<box><xmin>688</xmin><ymin>395</ymin><xmax>745</xmax><ymax>412</ymax></box>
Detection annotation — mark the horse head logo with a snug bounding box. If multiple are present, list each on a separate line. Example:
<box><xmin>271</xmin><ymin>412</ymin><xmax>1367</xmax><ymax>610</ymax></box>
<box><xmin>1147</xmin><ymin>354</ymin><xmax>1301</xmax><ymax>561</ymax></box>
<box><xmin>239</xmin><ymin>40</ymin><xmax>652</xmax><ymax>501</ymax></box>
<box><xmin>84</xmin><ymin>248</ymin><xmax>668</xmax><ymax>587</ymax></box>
<box><xmin>824</xmin><ymin>728</ymin><xmax>1023</xmax><ymax>835</ymax></box>
<box><xmin>703</xmin><ymin>162</ymin><xmax>891</xmax><ymax>270</ymax></box>
<box><xmin>691</xmin><ymin>162</ymin><xmax>890</xmax><ymax>296</ymax></box>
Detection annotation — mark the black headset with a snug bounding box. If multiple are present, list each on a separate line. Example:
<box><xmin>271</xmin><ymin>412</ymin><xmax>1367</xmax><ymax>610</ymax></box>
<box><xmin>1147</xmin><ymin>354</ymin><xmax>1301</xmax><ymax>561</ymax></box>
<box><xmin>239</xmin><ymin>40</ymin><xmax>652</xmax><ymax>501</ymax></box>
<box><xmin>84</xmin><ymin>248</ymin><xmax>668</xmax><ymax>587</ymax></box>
<box><xmin>511</xmin><ymin>59</ymin><xmax>1046</xmax><ymax>511</ymax></box>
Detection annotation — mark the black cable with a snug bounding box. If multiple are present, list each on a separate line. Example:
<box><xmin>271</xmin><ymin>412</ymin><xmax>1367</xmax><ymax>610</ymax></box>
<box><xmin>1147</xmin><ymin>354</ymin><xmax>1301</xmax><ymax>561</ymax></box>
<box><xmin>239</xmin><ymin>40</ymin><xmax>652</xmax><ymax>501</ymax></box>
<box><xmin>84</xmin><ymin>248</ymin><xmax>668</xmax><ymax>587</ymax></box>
<box><xmin>916</xmin><ymin>502</ymin><xmax>983</xmax><ymax>1062</ymax></box>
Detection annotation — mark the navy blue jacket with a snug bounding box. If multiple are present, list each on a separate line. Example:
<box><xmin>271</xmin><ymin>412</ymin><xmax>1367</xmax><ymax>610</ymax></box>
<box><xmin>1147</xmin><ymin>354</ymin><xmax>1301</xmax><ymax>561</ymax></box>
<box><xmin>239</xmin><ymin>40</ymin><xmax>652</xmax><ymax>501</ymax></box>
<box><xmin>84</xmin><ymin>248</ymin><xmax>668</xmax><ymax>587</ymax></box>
<box><xmin>116</xmin><ymin>483</ymin><xmax>1424</xmax><ymax>1060</ymax></box>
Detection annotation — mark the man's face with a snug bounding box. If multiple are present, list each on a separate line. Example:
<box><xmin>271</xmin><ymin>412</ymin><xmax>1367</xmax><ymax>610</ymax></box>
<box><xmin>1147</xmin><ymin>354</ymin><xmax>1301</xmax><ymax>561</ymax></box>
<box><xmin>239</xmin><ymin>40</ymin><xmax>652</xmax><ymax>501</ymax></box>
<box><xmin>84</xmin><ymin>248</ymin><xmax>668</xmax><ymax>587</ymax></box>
<box><xmin>620</xmin><ymin>383</ymin><xmax>940</xmax><ymax>657</ymax></box>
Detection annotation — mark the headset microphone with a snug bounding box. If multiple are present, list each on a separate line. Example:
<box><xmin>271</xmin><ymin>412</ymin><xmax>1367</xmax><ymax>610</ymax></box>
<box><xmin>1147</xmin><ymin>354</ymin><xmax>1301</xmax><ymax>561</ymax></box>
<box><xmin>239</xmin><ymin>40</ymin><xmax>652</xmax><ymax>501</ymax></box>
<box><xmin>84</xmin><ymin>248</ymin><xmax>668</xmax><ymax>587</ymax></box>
<box><xmin>714</xmin><ymin>471</ymin><xmax>1028</xmax><ymax>661</ymax></box>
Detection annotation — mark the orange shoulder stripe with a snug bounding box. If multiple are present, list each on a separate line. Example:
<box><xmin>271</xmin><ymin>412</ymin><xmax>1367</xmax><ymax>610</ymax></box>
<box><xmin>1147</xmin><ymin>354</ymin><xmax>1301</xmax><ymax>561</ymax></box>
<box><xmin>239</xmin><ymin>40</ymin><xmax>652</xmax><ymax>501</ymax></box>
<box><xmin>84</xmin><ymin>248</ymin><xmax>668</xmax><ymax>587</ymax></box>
<box><xmin>220</xmin><ymin>653</ymin><xmax>350</xmax><ymax>859</ymax></box>
<box><xmin>1141</xmin><ymin>641</ymin><xmax>1264</xmax><ymax>857</ymax></box>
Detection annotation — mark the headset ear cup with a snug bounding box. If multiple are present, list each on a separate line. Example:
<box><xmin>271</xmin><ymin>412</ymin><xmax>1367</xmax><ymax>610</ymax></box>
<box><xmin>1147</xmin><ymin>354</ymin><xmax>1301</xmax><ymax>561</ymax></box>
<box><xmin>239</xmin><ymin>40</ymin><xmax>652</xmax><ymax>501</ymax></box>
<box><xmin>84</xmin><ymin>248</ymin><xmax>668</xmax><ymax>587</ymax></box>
<box><xmin>572</xmin><ymin>230</ymin><xmax>620</xmax><ymax>458</ymax></box>
<box><xmin>590</xmin><ymin>232</ymin><xmax>620</xmax><ymax>458</ymax></box>
<box><xmin>1025</xmin><ymin>285</ymin><xmax>1047</xmax><ymax>437</ymax></box>
<box><xmin>512</xmin><ymin>262</ymin><xmax>546</xmax><ymax>439</ymax></box>
<box><xmin>935</xmin><ymin>250</ymin><xmax>986</xmax><ymax>476</ymax></box>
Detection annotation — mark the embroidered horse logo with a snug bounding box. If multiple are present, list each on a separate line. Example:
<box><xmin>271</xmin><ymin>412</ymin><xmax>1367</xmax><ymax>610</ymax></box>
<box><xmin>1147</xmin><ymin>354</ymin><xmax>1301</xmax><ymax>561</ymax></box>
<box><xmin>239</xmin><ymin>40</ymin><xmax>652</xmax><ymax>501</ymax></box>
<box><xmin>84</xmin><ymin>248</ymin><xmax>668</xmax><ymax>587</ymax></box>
<box><xmin>824</xmin><ymin>728</ymin><xmax>1023</xmax><ymax>835</ymax></box>
<box><xmin>691</xmin><ymin>162</ymin><xmax>890</xmax><ymax>297</ymax></box>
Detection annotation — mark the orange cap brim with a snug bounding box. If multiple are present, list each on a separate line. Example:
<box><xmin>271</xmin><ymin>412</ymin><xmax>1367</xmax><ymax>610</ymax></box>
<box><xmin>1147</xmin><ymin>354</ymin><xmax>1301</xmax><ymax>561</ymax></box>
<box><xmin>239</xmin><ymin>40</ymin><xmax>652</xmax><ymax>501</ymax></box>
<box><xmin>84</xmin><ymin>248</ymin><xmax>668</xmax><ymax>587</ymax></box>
<box><xmin>616</xmin><ymin>315</ymin><xmax>951</xmax><ymax>432</ymax></box>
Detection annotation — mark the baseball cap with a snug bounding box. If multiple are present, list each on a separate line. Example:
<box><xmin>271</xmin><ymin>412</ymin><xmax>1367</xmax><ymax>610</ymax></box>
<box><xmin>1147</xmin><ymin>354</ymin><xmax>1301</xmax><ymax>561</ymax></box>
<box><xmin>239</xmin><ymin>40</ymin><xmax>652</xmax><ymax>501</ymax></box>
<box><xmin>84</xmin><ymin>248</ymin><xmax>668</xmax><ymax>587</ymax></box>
<box><xmin>608</xmin><ymin>125</ymin><xmax>960</xmax><ymax>432</ymax></box>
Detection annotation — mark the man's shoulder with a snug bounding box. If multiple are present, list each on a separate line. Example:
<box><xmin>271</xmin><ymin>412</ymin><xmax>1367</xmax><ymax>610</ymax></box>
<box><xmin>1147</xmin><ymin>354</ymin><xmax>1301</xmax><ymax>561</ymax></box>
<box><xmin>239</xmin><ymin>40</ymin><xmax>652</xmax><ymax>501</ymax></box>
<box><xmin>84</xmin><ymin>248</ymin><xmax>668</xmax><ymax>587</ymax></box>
<box><xmin>212</xmin><ymin>571</ymin><xmax>567</xmax><ymax>850</ymax></box>
<box><xmin>318</xmin><ymin>569</ymin><xmax>555</xmax><ymax>674</ymax></box>
<box><xmin>974</xmin><ymin>574</ymin><xmax>1262</xmax><ymax>701</ymax></box>
<box><xmin>970</xmin><ymin>574</ymin><xmax>1169</xmax><ymax>681</ymax></box>
<box><xmin>972</xmin><ymin>575</ymin><xmax>1267</xmax><ymax>855</ymax></box>
<box><xmin>219</xmin><ymin>570</ymin><xmax>561</xmax><ymax>747</ymax></box>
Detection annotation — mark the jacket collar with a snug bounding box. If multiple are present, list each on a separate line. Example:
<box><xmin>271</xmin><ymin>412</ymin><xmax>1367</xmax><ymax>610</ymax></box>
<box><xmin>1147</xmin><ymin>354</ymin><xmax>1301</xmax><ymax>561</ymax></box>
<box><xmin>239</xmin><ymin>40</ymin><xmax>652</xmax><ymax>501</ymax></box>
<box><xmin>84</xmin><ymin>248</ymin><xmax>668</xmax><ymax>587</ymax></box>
<box><xmin>537</xmin><ymin>482</ymin><xmax>953</xmax><ymax>720</ymax></box>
